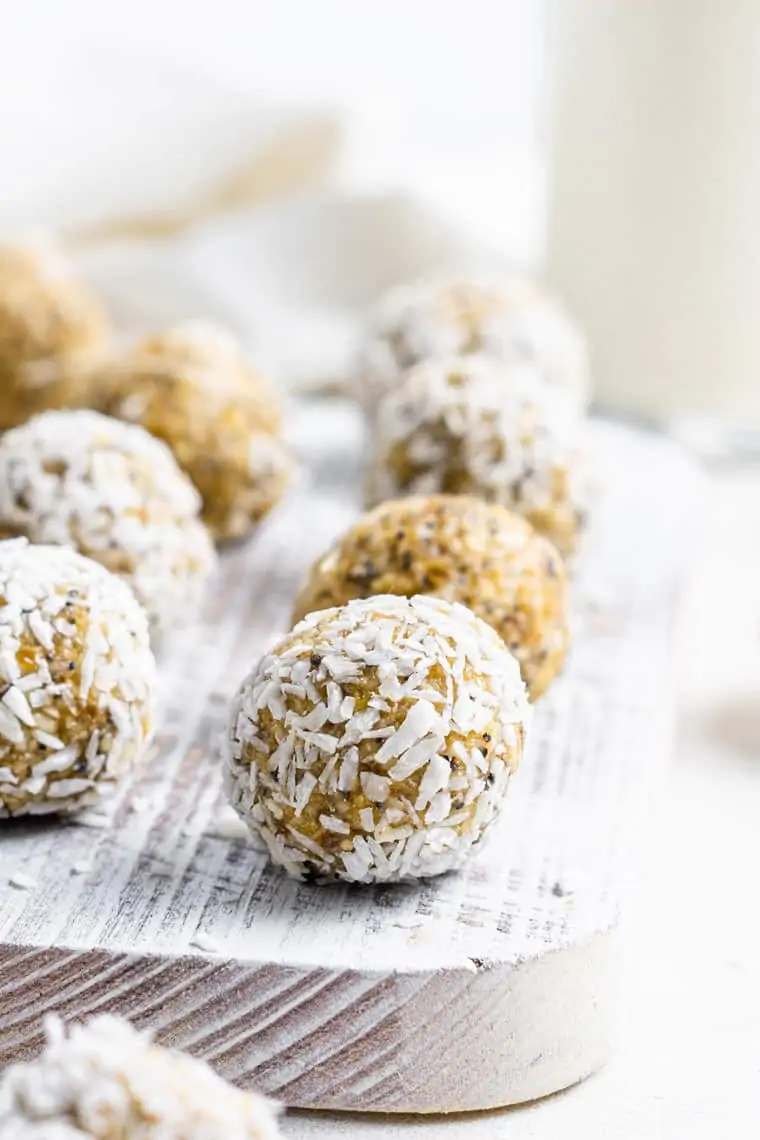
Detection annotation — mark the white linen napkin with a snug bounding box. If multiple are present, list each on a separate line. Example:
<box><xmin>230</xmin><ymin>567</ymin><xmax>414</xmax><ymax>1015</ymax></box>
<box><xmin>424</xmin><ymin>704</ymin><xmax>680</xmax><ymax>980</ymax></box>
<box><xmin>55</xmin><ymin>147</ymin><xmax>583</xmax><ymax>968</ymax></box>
<box><xmin>0</xmin><ymin>43</ymin><xmax>527</xmax><ymax>393</ymax></box>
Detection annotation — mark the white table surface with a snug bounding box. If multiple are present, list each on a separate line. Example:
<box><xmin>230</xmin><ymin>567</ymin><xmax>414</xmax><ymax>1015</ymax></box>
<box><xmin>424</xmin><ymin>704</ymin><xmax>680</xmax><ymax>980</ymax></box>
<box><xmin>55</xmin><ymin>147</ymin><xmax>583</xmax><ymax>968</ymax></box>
<box><xmin>283</xmin><ymin>464</ymin><xmax>760</xmax><ymax>1138</ymax></box>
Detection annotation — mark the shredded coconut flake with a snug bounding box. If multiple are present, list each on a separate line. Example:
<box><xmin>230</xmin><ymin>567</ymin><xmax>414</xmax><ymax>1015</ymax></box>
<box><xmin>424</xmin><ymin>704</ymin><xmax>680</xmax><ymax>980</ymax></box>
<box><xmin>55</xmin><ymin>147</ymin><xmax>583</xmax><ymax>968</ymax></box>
<box><xmin>0</xmin><ymin>1014</ymin><xmax>282</xmax><ymax>1137</ymax></box>
<box><xmin>0</xmin><ymin>540</ymin><xmax>156</xmax><ymax>818</ymax></box>
<box><xmin>0</xmin><ymin>410</ymin><xmax>217</xmax><ymax>637</ymax></box>
<box><xmin>226</xmin><ymin>594</ymin><xmax>530</xmax><ymax>883</ymax></box>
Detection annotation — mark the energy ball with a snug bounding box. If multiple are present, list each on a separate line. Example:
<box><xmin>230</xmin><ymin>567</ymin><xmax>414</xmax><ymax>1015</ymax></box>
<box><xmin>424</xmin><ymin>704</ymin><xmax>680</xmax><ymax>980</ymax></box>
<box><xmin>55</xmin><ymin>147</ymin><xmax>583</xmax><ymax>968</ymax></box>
<box><xmin>138</xmin><ymin>321</ymin><xmax>281</xmax><ymax>434</ymax></box>
<box><xmin>0</xmin><ymin>1014</ymin><xmax>282</xmax><ymax>1139</ymax></box>
<box><xmin>356</xmin><ymin>274</ymin><xmax>590</xmax><ymax>413</ymax></box>
<box><xmin>94</xmin><ymin>321</ymin><xmax>294</xmax><ymax>541</ymax></box>
<box><xmin>0</xmin><ymin>539</ymin><xmax>155</xmax><ymax>817</ymax></box>
<box><xmin>0</xmin><ymin>240</ymin><xmax>109</xmax><ymax>431</ymax></box>
<box><xmin>365</xmin><ymin>355</ymin><xmax>590</xmax><ymax>559</ymax></box>
<box><xmin>293</xmin><ymin>495</ymin><xmax>568</xmax><ymax>701</ymax></box>
<box><xmin>0</xmin><ymin>410</ymin><xmax>217</xmax><ymax>638</ymax></box>
<box><xmin>227</xmin><ymin>594</ymin><xmax>530</xmax><ymax>883</ymax></box>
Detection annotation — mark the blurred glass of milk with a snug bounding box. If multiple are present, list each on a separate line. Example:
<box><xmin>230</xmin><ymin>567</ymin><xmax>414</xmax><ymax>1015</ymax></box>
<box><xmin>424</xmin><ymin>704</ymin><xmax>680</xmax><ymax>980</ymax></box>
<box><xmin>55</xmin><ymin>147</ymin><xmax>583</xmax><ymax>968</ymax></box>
<box><xmin>545</xmin><ymin>0</ymin><xmax>760</xmax><ymax>451</ymax></box>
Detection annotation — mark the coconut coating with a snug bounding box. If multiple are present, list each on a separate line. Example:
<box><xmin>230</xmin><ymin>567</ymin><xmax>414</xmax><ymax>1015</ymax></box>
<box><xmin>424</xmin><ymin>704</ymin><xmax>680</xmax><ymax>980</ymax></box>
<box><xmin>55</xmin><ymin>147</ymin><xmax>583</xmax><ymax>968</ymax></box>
<box><xmin>293</xmin><ymin>496</ymin><xmax>568</xmax><ymax>701</ymax></box>
<box><xmin>365</xmin><ymin>356</ymin><xmax>590</xmax><ymax>559</ymax></box>
<box><xmin>227</xmin><ymin>594</ymin><xmax>530</xmax><ymax>883</ymax></box>
<box><xmin>0</xmin><ymin>539</ymin><xmax>155</xmax><ymax>817</ymax></box>
<box><xmin>0</xmin><ymin>241</ymin><xmax>109</xmax><ymax>431</ymax></box>
<box><xmin>0</xmin><ymin>410</ymin><xmax>217</xmax><ymax>638</ymax></box>
<box><xmin>93</xmin><ymin>322</ymin><xmax>294</xmax><ymax>541</ymax></box>
<box><xmin>0</xmin><ymin>1014</ymin><xmax>282</xmax><ymax>1139</ymax></box>
<box><xmin>356</xmin><ymin>274</ymin><xmax>590</xmax><ymax>413</ymax></box>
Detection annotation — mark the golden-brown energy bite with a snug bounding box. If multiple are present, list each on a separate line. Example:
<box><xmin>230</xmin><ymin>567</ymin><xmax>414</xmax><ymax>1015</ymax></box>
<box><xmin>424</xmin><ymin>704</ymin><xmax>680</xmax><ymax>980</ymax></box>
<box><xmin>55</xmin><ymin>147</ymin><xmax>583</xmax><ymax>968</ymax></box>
<box><xmin>356</xmin><ymin>274</ymin><xmax>590</xmax><ymax>413</ymax></box>
<box><xmin>94</xmin><ymin>322</ymin><xmax>294</xmax><ymax>541</ymax></box>
<box><xmin>227</xmin><ymin>594</ymin><xmax>531</xmax><ymax>882</ymax></box>
<box><xmin>0</xmin><ymin>539</ymin><xmax>155</xmax><ymax>817</ymax></box>
<box><xmin>0</xmin><ymin>410</ymin><xmax>217</xmax><ymax>638</ymax></box>
<box><xmin>0</xmin><ymin>241</ymin><xmax>109</xmax><ymax>430</ymax></box>
<box><xmin>365</xmin><ymin>355</ymin><xmax>590</xmax><ymax>559</ymax></box>
<box><xmin>293</xmin><ymin>495</ymin><xmax>568</xmax><ymax>700</ymax></box>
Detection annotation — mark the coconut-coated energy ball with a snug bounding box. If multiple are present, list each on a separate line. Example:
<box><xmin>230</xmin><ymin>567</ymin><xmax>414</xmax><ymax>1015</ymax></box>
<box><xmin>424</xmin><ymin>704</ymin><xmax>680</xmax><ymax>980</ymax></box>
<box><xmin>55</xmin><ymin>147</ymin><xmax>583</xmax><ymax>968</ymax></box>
<box><xmin>365</xmin><ymin>356</ymin><xmax>590</xmax><ymax>559</ymax></box>
<box><xmin>227</xmin><ymin>594</ymin><xmax>530</xmax><ymax>883</ymax></box>
<box><xmin>0</xmin><ymin>1014</ymin><xmax>282</xmax><ymax>1139</ymax></box>
<box><xmin>0</xmin><ymin>241</ymin><xmax>109</xmax><ymax>431</ymax></box>
<box><xmin>94</xmin><ymin>321</ymin><xmax>294</xmax><ymax>541</ymax></box>
<box><xmin>293</xmin><ymin>495</ymin><xmax>568</xmax><ymax>701</ymax></box>
<box><xmin>0</xmin><ymin>539</ymin><xmax>155</xmax><ymax>817</ymax></box>
<box><xmin>0</xmin><ymin>410</ymin><xmax>217</xmax><ymax>638</ymax></box>
<box><xmin>356</xmin><ymin>274</ymin><xmax>590</xmax><ymax>413</ymax></box>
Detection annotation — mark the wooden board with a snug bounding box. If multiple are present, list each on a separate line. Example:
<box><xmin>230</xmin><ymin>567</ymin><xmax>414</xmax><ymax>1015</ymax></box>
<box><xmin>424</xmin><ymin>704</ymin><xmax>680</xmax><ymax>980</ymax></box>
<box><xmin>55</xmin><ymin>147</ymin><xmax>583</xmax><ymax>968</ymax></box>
<box><xmin>0</xmin><ymin>401</ymin><xmax>700</xmax><ymax>1114</ymax></box>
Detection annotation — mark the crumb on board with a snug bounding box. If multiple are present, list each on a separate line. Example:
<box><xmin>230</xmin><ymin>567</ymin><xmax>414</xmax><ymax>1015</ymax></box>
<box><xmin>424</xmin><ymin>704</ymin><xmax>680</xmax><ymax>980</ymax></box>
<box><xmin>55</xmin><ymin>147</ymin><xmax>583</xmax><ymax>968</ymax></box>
<box><xmin>8</xmin><ymin>872</ymin><xmax>37</xmax><ymax>891</ymax></box>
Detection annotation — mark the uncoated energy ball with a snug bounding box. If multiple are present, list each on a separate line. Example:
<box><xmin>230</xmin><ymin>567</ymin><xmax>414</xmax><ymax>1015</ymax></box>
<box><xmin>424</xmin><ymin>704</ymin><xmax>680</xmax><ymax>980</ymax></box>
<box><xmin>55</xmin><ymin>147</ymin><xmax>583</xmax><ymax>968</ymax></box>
<box><xmin>0</xmin><ymin>1014</ymin><xmax>282</xmax><ymax>1139</ymax></box>
<box><xmin>293</xmin><ymin>495</ymin><xmax>569</xmax><ymax>701</ymax></box>
<box><xmin>356</xmin><ymin>274</ymin><xmax>590</xmax><ymax>413</ymax></box>
<box><xmin>95</xmin><ymin>321</ymin><xmax>294</xmax><ymax>542</ymax></box>
<box><xmin>0</xmin><ymin>410</ymin><xmax>217</xmax><ymax>638</ymax></box>
<box><xmin>0</xmin><ymin>241</ymin><xmax>109</xmax><ymax>430</ymax></box>
<box><xmin>227</xmin><ymin>594</ymin><xmax>531</xmax><ymax>883</ymax></box>
<box><xmin>0</xmin><ymin>539</ymin><xmax>155</xmax><ymax>817</ymax></box>
<box><xmin>364</xmin><ymin>355</ymin><xmax>590</xmax><ymax>559</ymax></box>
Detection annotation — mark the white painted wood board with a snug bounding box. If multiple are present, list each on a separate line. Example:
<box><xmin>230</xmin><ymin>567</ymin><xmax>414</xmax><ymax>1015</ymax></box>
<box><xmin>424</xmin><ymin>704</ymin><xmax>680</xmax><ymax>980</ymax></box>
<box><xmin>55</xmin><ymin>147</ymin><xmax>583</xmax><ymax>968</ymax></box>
<box><xmin>0</xmin><ymin>400</ymin><xmax>701</xmax><ymax>1113</ymax></box>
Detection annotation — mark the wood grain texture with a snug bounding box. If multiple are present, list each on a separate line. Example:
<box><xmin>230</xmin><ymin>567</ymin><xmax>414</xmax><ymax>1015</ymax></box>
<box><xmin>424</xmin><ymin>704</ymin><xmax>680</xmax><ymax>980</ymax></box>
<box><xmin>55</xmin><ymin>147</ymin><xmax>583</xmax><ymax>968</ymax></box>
<box><xmin>0</xmin><ymin>401</ymin><xmax>700</xmax><ymax>1113</ymax></box>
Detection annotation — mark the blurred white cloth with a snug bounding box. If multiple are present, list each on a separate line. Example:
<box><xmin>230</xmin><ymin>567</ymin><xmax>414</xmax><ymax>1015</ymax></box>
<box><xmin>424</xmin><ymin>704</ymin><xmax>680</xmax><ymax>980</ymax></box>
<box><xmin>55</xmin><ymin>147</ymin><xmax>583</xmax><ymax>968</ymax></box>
<box><xmin>0</xmin><ymin>46</ymin><xmax>341</xmax><ymax>240</ymax></box>
<box><xmin>0</xmin><ymin>43</ymin><xmax>538</xmax><ymax>393</ymax></box>
<box><xmin>74</xmin><ymin>193</ymin><xmax>507</xmax><ymax>393</ymax></box>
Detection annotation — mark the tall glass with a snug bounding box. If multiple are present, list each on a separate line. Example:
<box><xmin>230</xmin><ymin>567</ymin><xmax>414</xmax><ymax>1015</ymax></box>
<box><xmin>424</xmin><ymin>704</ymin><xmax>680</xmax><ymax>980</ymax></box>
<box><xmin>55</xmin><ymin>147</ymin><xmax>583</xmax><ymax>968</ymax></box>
<box><xmin>545</xmin><ymin>0</ymin><xmax>760</xmax><ymax>457</ymax></box>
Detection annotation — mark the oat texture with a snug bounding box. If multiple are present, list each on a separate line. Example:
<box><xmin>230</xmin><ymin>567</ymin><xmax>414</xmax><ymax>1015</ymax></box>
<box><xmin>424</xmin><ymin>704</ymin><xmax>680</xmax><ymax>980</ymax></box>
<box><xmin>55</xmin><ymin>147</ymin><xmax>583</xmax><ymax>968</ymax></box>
<box><xmin>293</xmin><ymin>495</ymin><xmax>569</xmax><ymax>700</ymax></box>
